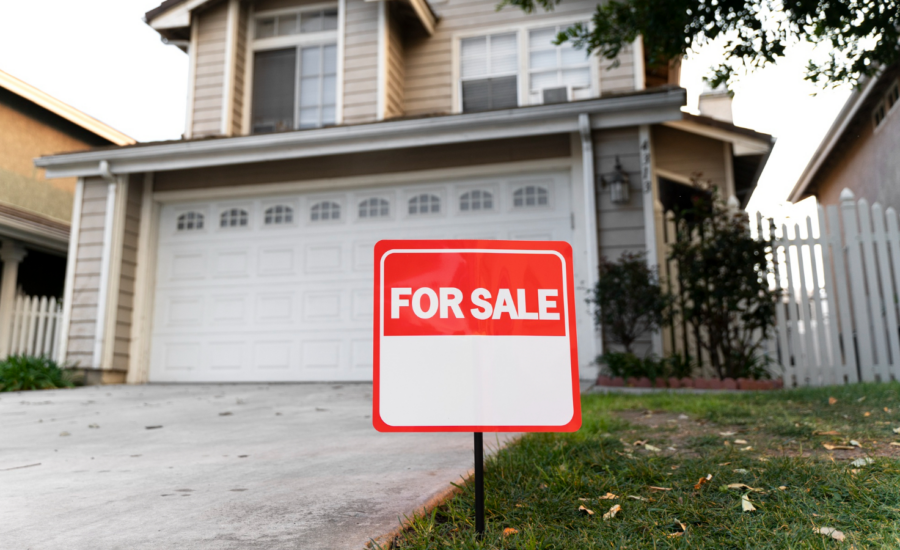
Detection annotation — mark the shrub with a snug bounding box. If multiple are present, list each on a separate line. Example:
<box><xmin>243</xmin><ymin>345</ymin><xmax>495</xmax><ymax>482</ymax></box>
<box><xmin>591</xmin><ymin>251</ymin><xmax>670</xmax><ymax>355</ymax></box>
<box><xmin>598</xmin><ymin>351</ymin><xmax>693</xmax><ymax>381</ymax></box>
<box><xmin>0</xmin><ymin>355</ymin><xmax>74</xmax><ymax>392</ymax></box>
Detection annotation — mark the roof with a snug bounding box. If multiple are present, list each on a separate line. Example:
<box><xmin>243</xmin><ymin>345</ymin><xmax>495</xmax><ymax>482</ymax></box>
<box><xmin>788</xmin><ymin>64</ymin><xmax>899</xmax><ymax>203</ymax></box>
<box><xmin>0</xmin><ymin>70</ymin><xmax>135</xmax><ymax>147</ymax></box>
<box><xmin>0</xmin><ymin>203</ymin><xmax>69</xmax><ymax>252</ymax></box>
<box><xmin>35</xmin><ymin>86</ymin><xmax>687</xmax><ymax>178</ymax></box>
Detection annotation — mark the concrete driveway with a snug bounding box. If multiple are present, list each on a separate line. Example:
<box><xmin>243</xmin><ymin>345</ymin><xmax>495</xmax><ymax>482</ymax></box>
<box><xmin>1</xmin><ymin>383</ymin><xmax>514</xmax><ymax>549</ymax></box>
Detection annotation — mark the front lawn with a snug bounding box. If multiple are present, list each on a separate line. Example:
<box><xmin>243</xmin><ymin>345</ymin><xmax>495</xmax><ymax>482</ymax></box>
<box><xmin>386</xmin><ymin>383</ymin><xmax>900</xmax><ymax>549</ymax></box>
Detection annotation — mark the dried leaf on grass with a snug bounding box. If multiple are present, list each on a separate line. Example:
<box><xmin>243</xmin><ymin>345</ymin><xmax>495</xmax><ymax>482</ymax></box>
<box><xmin>694</xmin><ymin>474</ymin><xmax>713</xmax><ymax>490</ymax></box>
<box><xmin>815</xmin><ymin>430</ymin><xmax>842</xmax><ymax>436</ymax></box>
<box><xmin>725</xmin><ymin>483</ymin><xmax>763</xmax><ymax>492</ymax></box>
<box><xmin>502</xmin><ymin>528</ymin><xmax>518</xmax><ymax>536</ymax></box>
<box><xmin>850</xmin><ymin>457</ymin><xmax>874</xmax><ymax>467</ymax></box>
<box><xmin>740</xmin><ymin>446</ymin><xmax>753</xmax><ymax>451</ymax></box>
<box><xmin>893</xmin><ymin>427</ymin><xmax>900</xmax><ymax>434</ymax></box>
<box><xmin>602</xmin><ymin>504</ymin><xmax>622</xmax><ymax>520</ymax></box>
<box><xmin>823</xmin><ymin>443</ymin><xmax>855</xmax><ymax>450</ymax></box>
<box><xmin>719</xmin><ymin>431</ymin><xmax>736</xmax><ymax>437</ymax></box>
<box><xmin>734</xmin><ymin>439</ymin><xmax>748</xmax><ymax>445</ymax></box>
<box><xmin>733</xmin><ymin>468</ymin><xmax>749</xmax><ymax>474</ymax></box>
<box><xmin>667</xmin><ymin>521</ymin><xmax>688</xmax><ymax>537</ymax></box>
<box><xmin>578</xmin><ymin>505</ymin><xmax>594</xmax><ymax>516</ymax></box>
<box><xmin>849</xmin><ymin>440</ymin><xmax>862</xmax><ymax>447</ymax></box>
<box><xmin>741</xmin><ymin>494</ymin><xmax>757</xmax><ymax>512</ymax></box>
<box><xmin>644</xmin><ymin>444</ymin><xmax>661</xmax><ymax>452</ymax></box>
<box><xmin>627</xmin><ymin>495</ymin><xmax>651</xmax><ymax>502</ymax></box>
<box><xmin>817</xmin><ymin>527</ymin><xmax>846</xmax><ymax>542</ymax></box>
<box><xmin>864</xmin><ymin>412</ymin><xmax>871</xmax><ymax>417</ymax></box>
<box><xmin>828</xmin><ymin>397</ymin><xmax>838</xmax><ymax>405</ymax></box>
<box><xmin>649</xmin><ymin>486</ymin><xmax>672</xmax><ymax>492</ymax></box>
<box><xmin>889</xmin><ymin>442</ymin><xmax>900</xmax><ymax>447</ymax></box>
<box><xmin>598</xmin><ymin>492</ymin><xmax>618</xmax><ymax>500</ymax></box>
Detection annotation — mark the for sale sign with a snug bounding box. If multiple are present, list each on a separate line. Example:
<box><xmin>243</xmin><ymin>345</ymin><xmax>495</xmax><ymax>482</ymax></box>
<box><xmin>373</xmin><ymin>240</ymin><xmax>581</xmax><ymax>432</ymax></box>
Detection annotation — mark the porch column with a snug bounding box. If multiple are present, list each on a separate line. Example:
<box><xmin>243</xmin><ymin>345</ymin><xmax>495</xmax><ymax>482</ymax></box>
<box><xmin>0</xmin><ymin>240</ymin><xmax>27</xmax><ymax>357</ymax></box>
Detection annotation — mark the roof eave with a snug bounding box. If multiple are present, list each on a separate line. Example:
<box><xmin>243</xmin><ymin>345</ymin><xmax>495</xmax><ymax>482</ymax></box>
<box><xmin>36</xmin><ymin>88</ymin><xmax>687</xmax><ymax>179</ymax></box>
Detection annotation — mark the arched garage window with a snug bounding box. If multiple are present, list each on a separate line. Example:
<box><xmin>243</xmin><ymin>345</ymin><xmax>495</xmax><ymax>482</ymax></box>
<box><xmin>311</xmin><ymin>201</ymin><xmax>340</xmax><ymax>221</ymax></box>
<box><xmin>176</xmin><ymin>211</ymin><xmax>204</xmax><ymax>231</ymax></box>
<box><xmin>220</xmin><ymin>208</ymin><xmax>249</xmax><ymax>228</ymax></box>
<box><xmin>359</xmin><ymin>197</ymin><xmax>390</xmax><ymax>219</ymax></box>
<box><xmin>459</xmin><ymin>190</ymin><xmax>493</xmax><ymax>211</ymax></box>
<box><xmin>408</xmin><ymin>194</ymin><xmax>440</xmax><ymax>215</ymax></box>
<box><xmin>513</xmin><ymin>185</ymin><xmax>548</xmax><ymax>208</ymax></box>
<box><xmin>264</xmin><ymin>205</ymin><xmax>294</xmax><ymax>225</ymax></box>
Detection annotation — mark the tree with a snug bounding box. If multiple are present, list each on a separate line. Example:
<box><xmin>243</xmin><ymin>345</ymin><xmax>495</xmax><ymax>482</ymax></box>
<box><xmin>499</xmin><ymin>0</ymin><xmax>900</xmax><ymax>88</ymax></box>
<box><xmin>668</xmin><ymin>194</ymin><xmax>779</xmax><ymax>380</ymax></box>
<box><xmin>591</xmin><ymin>251</ymin><xmax>670</xmax><ymax>355</ymax></box>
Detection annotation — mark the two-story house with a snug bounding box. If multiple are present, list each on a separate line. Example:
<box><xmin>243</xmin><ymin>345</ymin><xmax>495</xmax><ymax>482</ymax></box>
<box><xmin>35</xmin><ymin>0</ymin><xmax>774</xmax><ymax>385</ymax></box>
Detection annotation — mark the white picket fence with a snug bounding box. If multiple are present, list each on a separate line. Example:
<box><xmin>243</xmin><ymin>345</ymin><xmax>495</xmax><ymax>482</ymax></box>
<box><xmin>761</xmin><ymin>189</ymin><xmax>900</xmax><ymax>386</ymax></box>
<box><xmin>7</xmin><ymin>295</ymin><xmax>64</xmax><ymax>362</ymax></box>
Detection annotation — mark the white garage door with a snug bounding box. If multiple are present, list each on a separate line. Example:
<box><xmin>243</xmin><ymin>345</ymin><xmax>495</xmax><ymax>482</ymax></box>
<box><xmin>149</xmin><ymin>171</ymin><xmax>573</xmax><ymax>382</ymax></box>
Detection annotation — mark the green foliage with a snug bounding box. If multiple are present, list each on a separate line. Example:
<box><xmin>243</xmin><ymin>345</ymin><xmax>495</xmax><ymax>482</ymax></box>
<box><xmin>0</xmin><ymin>355</ymin><xmax>74</xmax><ymax>392</ymax></box>
<box><xmin>599</xmin><ymin>351</ymin><xmax>695</xmax><ymax>381</ymax></box>
<box><xmin>669</xmin><ymin>193</ymin><xmax>778</xmax><ymax>380</ymax></box>
<box><xmin>498</xmin><ymin>0</ymin><xmax>900</xmax><ymax>88</ymax></box>
<box><xmin>591</xmin><ymin>251</ymin><xmax>670</xmax><ymax>355</ymax></box>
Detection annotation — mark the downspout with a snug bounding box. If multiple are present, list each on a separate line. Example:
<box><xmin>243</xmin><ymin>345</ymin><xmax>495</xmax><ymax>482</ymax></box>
<box><xmin>578</xmin><ymin>113</ymin><xmax>601</xmax><ymax>355</ymax></box>
<box><xmin>93</xmin><ymin>161</ymin><xmax>117</xmax><ymax>370</ymax></box>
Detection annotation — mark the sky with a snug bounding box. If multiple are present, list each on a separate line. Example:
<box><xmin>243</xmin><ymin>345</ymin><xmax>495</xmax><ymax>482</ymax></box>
<box><xmin>0</xmin><ymin>1</ymin><xmax>852</xmax><ymax>220</ymax></box>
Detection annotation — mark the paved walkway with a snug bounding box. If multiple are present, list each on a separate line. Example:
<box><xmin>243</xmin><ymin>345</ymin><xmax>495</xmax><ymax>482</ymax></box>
<box><xmin>1</xmin><ymin>383</ymin><xmax>514</xmax><ymax>549</ymax></box>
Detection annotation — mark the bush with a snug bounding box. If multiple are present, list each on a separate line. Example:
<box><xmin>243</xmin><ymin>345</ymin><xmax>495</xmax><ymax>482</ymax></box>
<box><xmin>598</xmin><ymin>351</ymin><xmax>694</xmax><ymax>381</ymax></box>
<box><xmin>0</xmin><ymin>355</ymin><xmax>74</xmax><ymax>392</ymax></box>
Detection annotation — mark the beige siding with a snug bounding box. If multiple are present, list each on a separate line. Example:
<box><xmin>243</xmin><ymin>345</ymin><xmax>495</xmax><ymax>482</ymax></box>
<box><xmin>592</xmin><ymin>127</ymin><xmax>649</xmax><ymax>354</ymax></box>
<box><xmin>343</xmin><ymin>0</ymin><xmax>379</xmax><ymax>123</ymax></box>
<box><xmin>192</xmin><ymin>0</ymin><xmax>229</xmax><ymax>137</ymax></box>
<box><xmin>384</xmin><ymin>6</ymin><xmax>405</xmax><ymax>119</ymax></box>
<box><xmin>231</xmin><ymin>1</ymin><xmax>250</xmax><ymax>135</ymax></box>
<box><xmin>403</xmin><ymin>0</ymin><xmax>623</xmax><ymax>117</ymax></box>
<box><xmin>599</xmin><ymin>45</ymin><xmax>636</xmax><ymax>95</ymax></box>
<box><xmin>653</xmin><ymin>125</ymin><xmax>727</xmax><ymax>190</ymax></box>
<box><xmin>111</xmin><ymin>176</ymin><xmax>142</xmax><ymax>371</ymax></box>
<box><xmin>67</xmin><ymin>178</ymin><xmax>107</xmax><ymax>367</ymax></box>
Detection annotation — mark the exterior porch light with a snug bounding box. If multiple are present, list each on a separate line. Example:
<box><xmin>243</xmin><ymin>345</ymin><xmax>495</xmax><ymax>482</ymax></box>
<box><xmin>601</xmin><ymin>156</ymin><xmax>630</xmax><ymax>205</ymax></box>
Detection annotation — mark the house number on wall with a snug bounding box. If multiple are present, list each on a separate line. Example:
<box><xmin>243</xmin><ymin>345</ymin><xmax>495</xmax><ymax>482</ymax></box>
<box><xmin>640</xmin><ymin>139</ymin><xmax>652</xmax><ymax>194</ymax></box>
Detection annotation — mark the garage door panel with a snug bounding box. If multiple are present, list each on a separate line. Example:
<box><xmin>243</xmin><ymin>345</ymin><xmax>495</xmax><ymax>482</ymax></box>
<box><xmin>150</xmin><ymin>170</ymin><xmax>574</xmax><ymax>382</ymax></box>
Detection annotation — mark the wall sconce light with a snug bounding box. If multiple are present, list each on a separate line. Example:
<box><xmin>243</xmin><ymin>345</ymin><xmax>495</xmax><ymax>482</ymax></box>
<box><xmin>601</xmin><ymin>156</ymin><xmax>630</xmax><ymax>205</ymax></box>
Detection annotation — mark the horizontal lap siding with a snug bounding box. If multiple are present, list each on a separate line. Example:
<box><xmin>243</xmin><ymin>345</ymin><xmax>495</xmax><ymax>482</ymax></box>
<box><xmin>67</xmin><ymin>178</ymin><xmax>107</xmax><ymax>367</ymax></box>
<box><xmin>385</xmin><ymin>9</ymin><xmax>405</xmax><ymax>119</ymax></box>
<box><xmin>231</xmin><ymin>2</ymin><xmax>249</xmax><ymax>135</ymax></box>
<box><xmin>599</xmin><ymin>45</ymin><xmax>636</xmax><ymax>95</ymax></box>
<box><xmin>343</xmin><ymin>0</ymin><xmax>378</xmax><ymax>124</ymax></box>
<box><xmin>112</xmin><ymin>176</ymin><xmax>142</xmax><ymax>371</ymax></box>
<box><xmin>652</xmin><ymin>125</ymin><xmax>727</xmax><ymax>189</ymax></box>
<box><xmin>592</xmin><ymin>128</ymin><xmax>649</xmax><ymax>355</ymax></box>
<box><xmin>192</xmin><ymin>1</ymin><xmax>229</xmax><ymax>137</ymax></box>
<box><xmin>403</xmin><ymin>0</ymin><xmax>614</xmax><ymax>116</ymax></box>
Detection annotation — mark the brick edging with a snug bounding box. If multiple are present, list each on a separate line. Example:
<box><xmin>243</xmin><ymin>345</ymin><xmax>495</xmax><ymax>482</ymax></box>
<box><xmin>596</xmin><ymin>375</ymin><xmax>783</xmax><ymax>391</ymax></box>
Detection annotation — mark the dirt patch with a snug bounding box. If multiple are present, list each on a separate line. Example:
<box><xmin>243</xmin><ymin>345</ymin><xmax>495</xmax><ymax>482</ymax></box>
<box><xmin>613</xmin><ymin>409</ymin><xmax>900</xmax><ymax>460</ymax></box>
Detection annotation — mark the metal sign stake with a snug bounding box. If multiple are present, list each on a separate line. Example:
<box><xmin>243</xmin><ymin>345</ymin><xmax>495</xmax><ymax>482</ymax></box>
<box><xmin>474</xmin><ymin>431</ymin><xmax>484</xmax><ymax>538</ymax></box>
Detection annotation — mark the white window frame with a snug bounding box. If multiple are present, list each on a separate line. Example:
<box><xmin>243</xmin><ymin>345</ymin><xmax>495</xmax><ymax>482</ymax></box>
<box><xmin>510</xmin><ymin>183</ymin><xmax>553</xmax><ymax>210</ymax></box>
<box><xmin>249</xmin><ymin>2</ymin><xmax>341</xmax><ymax>133</ymax></box>
<box><xmin>218</xmin><ymin>206</ymin><xmax>252</xmax><ymax>230</ymax></box>
<box><xmin>526</xmin><ymin>24</ymin><xmax>594</xmax><ymax>104</ymax></box>
<box><xmin>403</xmin><ymin>189</ymin><xmax>445</xmax><ymax>219</ymax></box>
<box><xmin>456</xmin><ymin>185</ymin><xmax>499</xmax><ymax>215</ymax></box>
<box><xmin>356</xmin><ymin>196</ymin><xmax>393</xmax><ymax>221</ymax></box>
<box><xmin>308</xmin><ymin>198</ymin><xmax>344</xmax><ymax>224</ymax></box>
<box><xmin>874</xmin><ymin>78</ymin><xmax>900</xmax><ymax>132</ymax></box>
<box><xmin>451</xmin><ymin>16</ymin><xmax>600</xmax><ymax>114</ymax></box>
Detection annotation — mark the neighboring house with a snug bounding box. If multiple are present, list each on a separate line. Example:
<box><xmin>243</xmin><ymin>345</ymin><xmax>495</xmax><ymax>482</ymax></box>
<box><xmin>0</xmin><ymin>70</ymin><xmax>133</xmax><ymax>361</ymax></box>
<box><xmin>789</xmin><ymin>63</ymin><xmax>900</xmax><ymax>207</ymax></box>
<box><xmin>35</xmin><ymin>0</ymin><xmax>773</xmax><ymax>385</ymax></box>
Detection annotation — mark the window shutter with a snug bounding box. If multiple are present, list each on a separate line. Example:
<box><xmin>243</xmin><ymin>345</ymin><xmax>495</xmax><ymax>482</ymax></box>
<box><xmin>252</xmin><ymin>48</ymin><xmax>297</xmax><ymax>134</ymax></box>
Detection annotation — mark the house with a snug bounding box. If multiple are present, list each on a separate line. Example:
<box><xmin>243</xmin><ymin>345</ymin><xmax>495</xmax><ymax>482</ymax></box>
<box><xmin>789</xmin><ymin>63</ymin><xmax>900</xmax><ymax>207</ymax></box>
<box><xmin>35</xmin><ymin>0</ymin><xmax>773</xmax><ymax>384</ymax></box>
<box><xmin>0</xmin><ymin>70</ymin><xmax>133</xmax><ymax>362</ymax></box>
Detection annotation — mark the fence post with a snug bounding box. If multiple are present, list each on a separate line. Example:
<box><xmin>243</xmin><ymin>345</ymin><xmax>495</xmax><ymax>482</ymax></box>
<box><xmin>842</xmin><ymin>190</ymin><xmax>874</xmax><ymax>381</ymax></box>
<box><xmin>820</xmin><ymin>204</ymin><xmax>856</xmax><ymax>384</ymax></box>
<box><xmin>872</xmin><ymin>203</ymin><xmax>900</xmax><ymax>378</ymax></box>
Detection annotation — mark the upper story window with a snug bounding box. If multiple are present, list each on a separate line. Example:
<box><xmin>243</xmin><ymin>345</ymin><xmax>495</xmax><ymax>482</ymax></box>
<box><xmin>528</xmin><ymin>26</ymin><xmax>591</xmax><ymax>104</ymax></box>
<box><xmin>220</xmin><ymin>208</ymin><xmax>249</xmax><ymax>228</ymax></box>
<box><xmin>513</xmin><ymin>186</ymin><xmax>549</xmax><ymax>208</ymax></box>
<box><xmin>460</xmin><ymin>33</ymin><xmax>519</xmax><ymax>113</ymax></box>
<box><xmin>251</xmin><ymin>6</ymin><xmax>338</xmax><ymax>134</ymax></box>
<box><xmin>264</xmin><ymin>205</ymin><xmax>294</xmax><ymax>225</ymax></box>
<box><xmin>460</xmin><ymin>190</ymin><xmax>493</xmax><ymax>211</ymax></box>
<box><xmin>311</xmin><ymin>201</ymin><xmax>341</xmax><ymax>221</ymax></box>
<box><xmin>359</xmin><ymin>198</ymin><xmax>390</xmax><ymax>219</ymax></box>
<box><xmin>408</xmin><ymin>194</ymin><xmax>441</xmax><ymax>215</ymax></box>
<box><xmin>177</xmin><ymin>211</ymin><xmax>204</xmax><ymax>231</ymax></box>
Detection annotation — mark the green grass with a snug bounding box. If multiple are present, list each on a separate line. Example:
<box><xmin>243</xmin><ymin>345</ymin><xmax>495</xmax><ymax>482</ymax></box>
<box><xmin>0</xmin><ymin>355</ymin><xmax>74</xmax><ymax>392</ymax></box>
<box><xmin>388</xmin><ymin>384</ymin><xmax>900</xmax><ymax>549</ymax></box>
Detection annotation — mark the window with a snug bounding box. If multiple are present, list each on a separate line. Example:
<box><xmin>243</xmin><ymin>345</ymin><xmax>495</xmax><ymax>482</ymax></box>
<box><xmin>220</xmin><ymin>208</ymin><xmax>249</xmax><ymax>228</ymax></box>
<box><xmin>264</xmin><ymin>205</ymin><xmax>294</xmax><ymax>225</ymax></box>
<box><xmin>874</xmin><ymin>79</ymin><xmax>900</xmax><ymax>129</ymax></box>
<box><xmin>460</xmin><ymin>33</ymin><xmax>518</xmax><ymax>113</ymax></box>
<box><xmin>255</xmin><ymin>9</ymin><xmax>338</xmax><ymax>38</ymax></box>
<box><xmin>888</xmin><ymin>81</ymin><xmax>899</xmax><ymax>110</ymax></box>
<box><xmin>460</xmin><ymin>190</ymin><xmax>493</xmax><ymax>211</ymax></box>
<box><xmin>408</xmin><ymin>194</ymin><xmax>441</xmax><ymax>215</ymax></box>
<box><xmin>251</xmin><ymin>7</ymin><xmax>338</xmax><ymax>134</ymax></box>
<box><xmin>176</xmin><ymin>211</ymin><xmax>204</xmax><ymax>231</ymax></box>
<box><xmin>528</xmin><ymin>25</ymin><xmax>591</xmax><ymax>103</ymax></box>
<box><xmin>359</xmin><ymin>197</ymin><xmax>390</xmax><ymax>219</ymax></box>
<box><xmin>513</xmin><ymin>186</ymin><xmax>549</xmax><ymax>208</ymax></box>
<box><xmin>311</xmin><ymin>201</ymin><xmax>340</xmax><ymax>221</ymax></box>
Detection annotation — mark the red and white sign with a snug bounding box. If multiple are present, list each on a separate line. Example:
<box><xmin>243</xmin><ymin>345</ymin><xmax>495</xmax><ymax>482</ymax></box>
<box><xmin>373</xmin><ymin>240</ymin><xmax>581</xmax><ymax>432</ymax></box>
